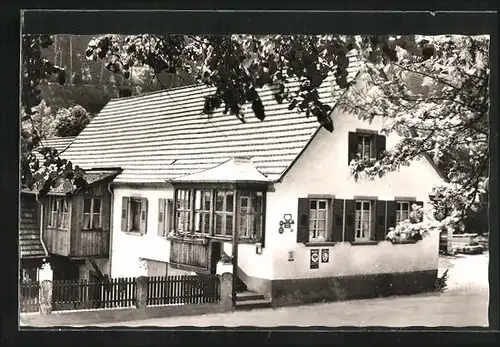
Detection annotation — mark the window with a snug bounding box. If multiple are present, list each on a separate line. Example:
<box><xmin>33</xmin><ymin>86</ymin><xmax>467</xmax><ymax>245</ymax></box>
<box><xmin>355</xmin><ymin>200</ymin><xmax>372</xmax><ymax>241</ymax></box>
<box><xmin>194</xmin><ymin>190</ymin><xmax>212</xmax><ymax>235</ymax></box>
<box><xmin>239</xmin><ymin>191</ymin><xmax>264</xmax><ymax>240</ymax></box>
<box><xmin>309</xmin><ymin>199</ymin><xmax>329</xmax><ymax>241</ymax></box>
<box><xmin>215</xmin><ymin>190</ymin><xmax>234</xmax><ymax>237</ymax></box>
<box><xmin>396</xmin><ymin>201</ymin><xmax>411</xmax><ymax>225</ymax></box>
<box><xmin>348</xmin><ymin>132</ymin><xmax>386</xmax><ymax>165</ymax></box>
<box><xmin>357</xmin><ymin>134</ymin><xmax>374</xmax><ymax>161</ymax></box>
<box><xmin>158</xmin><ymin>198</ymin><xmax>174</xmax><ymax>237</ymax></box>
<box><xmin>172</xmin><ymin>188</ymin><xmax>266</xmax><ymax>241</ymax></box>
<box><xmin>176</xmin><ymin>189</ymin><xmax>192</xmax><ymax>233</ymax></box>
<box><xmin>48</xmin><ymin>197</ymin><xmax>70</xmax><ymax>230</ymax></box>
<box><xmin>83</xmin><ymin>197</ymin><xmax>102</xmax><ymax>230</ymax></box>
<box><xmin>121</xmin><ymin>197</ymin><xmax>148</xmax><ymax>234</ymax></box>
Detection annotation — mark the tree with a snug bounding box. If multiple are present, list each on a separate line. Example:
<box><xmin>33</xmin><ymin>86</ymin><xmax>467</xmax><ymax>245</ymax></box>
<box><xmin>28</xmin><ymin>100</ymin><xmax>58</xmax><ymax>139</ymax></box>
<box><xmin>339</xmin><ymin>35</ymin><xmax>489</xmax><ymax>231</ymax></box>
<box><xmin>21</xmin><ymin>34</ymin><xmax>85</xmax><ymax>195</ymax></box>
<box><xmin>54</xmin><ymin>105</ymin><xmax>93</xmax><ymax>137</ymax></box>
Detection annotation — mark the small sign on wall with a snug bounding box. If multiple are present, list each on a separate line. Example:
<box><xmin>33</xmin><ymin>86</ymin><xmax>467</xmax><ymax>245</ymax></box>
<box><xmin>310</xmin><ymin>249</ymin><xmax>319</xmax><ymax>269</ymax></box>
<box><xmin>321</xmin><ymin>249</ymin><xmax>330</xmax><ymax>263</ymax></box>
<box><xmin>288</xmin><ymin>251</ymin><xmax>294</xmax><ymax>261</ymax></box>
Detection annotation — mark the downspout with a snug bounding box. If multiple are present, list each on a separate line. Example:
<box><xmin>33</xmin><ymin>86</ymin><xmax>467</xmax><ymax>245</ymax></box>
<box><xmin>107</xmin><ymin>182</ymin><xmax>114</xmax><ymax>278</ymax></box>
<box><xmin>35</xmin><ymin>193</ymin><xmax>49</xmax><ymax>257</ymax></box>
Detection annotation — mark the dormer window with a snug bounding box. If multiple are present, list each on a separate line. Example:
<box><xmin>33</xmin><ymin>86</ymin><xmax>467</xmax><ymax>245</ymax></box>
<box><xmin>348</xmin><ymin>131</ymin><xmax>386</xmax><ymax>165</ymax></box>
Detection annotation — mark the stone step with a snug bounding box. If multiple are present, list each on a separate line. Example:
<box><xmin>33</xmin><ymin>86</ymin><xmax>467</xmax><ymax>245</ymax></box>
<box><xmin>236</xmin><ymin>290</ymin><xmax>266</xmax><ymax>301</ymax></box>
<box><xmin>235</xmin><ymin>298</ymin><xmax>272</xmax><ymax>310</ymax></box>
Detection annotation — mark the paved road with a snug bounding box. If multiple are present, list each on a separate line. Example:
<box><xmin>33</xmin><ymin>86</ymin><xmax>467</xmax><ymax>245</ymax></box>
<box><xmin>74</xmin><ymin>254</ymin><xmax>490</xmax><ymax>328</ymax></box>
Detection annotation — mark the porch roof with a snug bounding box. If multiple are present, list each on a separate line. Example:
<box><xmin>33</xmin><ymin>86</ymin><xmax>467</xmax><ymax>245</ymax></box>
<box><xmin>170</xmin><ymin>157</ymin><xmax>271</xmax><ymax>184</ymax></box>
<box><xmin>26</xmin><ymin>168</ymin><xmax>122</xmax><ymax>196</ymax></box>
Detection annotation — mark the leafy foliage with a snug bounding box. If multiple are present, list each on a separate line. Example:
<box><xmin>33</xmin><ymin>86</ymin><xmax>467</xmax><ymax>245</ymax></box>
<box><xmin>54</xmin><ymin>105</ymin><xmax>93</xmax><ymax>137</ymax></box>
<box><xmin>341</xmin><ymin>35</ymin><xmax>489</xmax><ymax>231</ymax></box>
<box><xmin>86</xmin><ymin>34</ymin><xmax>434</xmax><ymax>133</ymax></box>
<box><xmin>21</xmin><ymin>35</ymin><xmax>85</xmax><ymax>195</ymax></box>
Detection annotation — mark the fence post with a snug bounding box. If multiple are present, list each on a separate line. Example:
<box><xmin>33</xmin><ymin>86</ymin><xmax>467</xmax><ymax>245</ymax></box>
<box><xmin>220</xmin><ymin>272</ymin><xmax>233</xmax><ymax>310</ymax></box>
<box><xmin>38</xmin><ymin>263</ymin><xmax>53</xmax><ymax>315</ymax></box>
<box><xmin>136</xmin><ymin>276</ymin><xmax>148</xmax><ymax>308</ymax></box>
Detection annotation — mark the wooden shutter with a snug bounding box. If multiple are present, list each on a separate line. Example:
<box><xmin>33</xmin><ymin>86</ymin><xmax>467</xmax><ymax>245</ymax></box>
<box><xmin>376</xmin><ymin>134</ymin><xmax>386</xmax><ymax>160</ymax></box>
<box><xmin>348</xmin><ymin>132</ymin><xmax>358</xmax><ymax>164</ymax></box>
<box><xmin>158</xmin><ymin>198</ymin><xmax>166</xmax><ymax>236</ymax></box>
<box><xmin>121</xmin><ymin>197</ymin><xmax>129</xmax><ymax>232</ymax></box>
<box><xmin>140</xmin><ymin>198</ymin><xmax>148</xmax><ymax>234</ymax></box>
<box><xmin>297</xmin><ymin>198</ymin><xmax>310</xmax><ymax>243</ymax></box>
<box><xmin>166</xmin><ymin>199</ymin><xmax>174</xmax><ymax>235</ymax></box>
<box><xmin>332</xmin><ymin>199</ymin><xmax>344</xmax><ymax>242</ymax></box>
<box><xmin>374</xmin><ymin>200</ymin><xmax>387</xmax><ymax>240</ymax></box>
<box><xmin>386</xmin><ymin>200</ymin><xmax>397</xmax><ymax>228</ymax></box>
<box><xmin>344</xmin><ymin>199</ymin><xmax>355</xmax><ymax>242</ymax></box>
<box><xmin>261</xmin><ymin>200</ymin><xmax>267</xmax><ymax>248</ymax></box>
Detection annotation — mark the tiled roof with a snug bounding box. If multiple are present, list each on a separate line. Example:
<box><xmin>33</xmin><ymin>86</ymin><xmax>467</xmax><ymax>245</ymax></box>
<box><xmin>172</xmin><ymin>157</ymin><xmax>271</xmax><ymax>184</ymax></box>
<box><xmin>35</xmin><ymin>136</ymin><xmax>76</xmax><ymax>163</ymax></box>
<box><xmin>19</xmin><ymin>193</ymin><xmax>46</xmax><ymax>259</ymax></box>
<box><xmin>62</xmin><ymin>56</ymin><xmax>361</xmax><ymax>184</ymax></box>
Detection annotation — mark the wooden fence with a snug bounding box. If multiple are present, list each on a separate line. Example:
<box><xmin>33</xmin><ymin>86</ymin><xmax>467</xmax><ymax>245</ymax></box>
<box><xmin>20</xmin><ymin>281</ymin><xmax>39</xmax><ymax>313</ymax></box>
<box><xmin>20</xmin><ymin>274</ymin><xmax>220</xmax><ymax>312</ymax></box>
<box><xmin>52</xmin><ymin>277</ymin><xmax>136</xmax><ymax>311</ymax></box>
<box><xmin>147</xmin><ymin>275</ymin><xmax>220</xmax><ymax>306</ymax></box>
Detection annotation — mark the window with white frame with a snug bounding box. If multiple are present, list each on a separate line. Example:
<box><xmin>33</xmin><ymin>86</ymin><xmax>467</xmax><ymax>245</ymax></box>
<box><xmin>194</xmin><ymin>190</ymin><xmax>212</xmax><ymax>235</ymax></box>
<box><xmin>158</xmin><ymin>198</ymin><xmax>174</xmax><ymax>237</ymax></box>
<box><xmin>121</xmin><ymin>196</ymin><xmax>148</xmax><ymax>233</ymax></box>
<box><xmin>176</xmin><ymin>189</ymin><xmax>192</xmax><ymax>233</ymax></box>
<box><xmin>239</xmin><ymin>191</ymin><xmax>264</xmax><ymax>240</ymax></box>
<box><xmin>214</xmin><ymin>190</ymin><xmax>234</xmax><ymax>237</ymax></box>
<box><xmin>48</xmin><ymin>196</ymin><xmax>70</xmax><ymax>230</ymax></box>
<box><xmin>309</xmin><ymin>199</ymin><xmax>329</xmax><ymax>241</ymax></box>
<box><xmin>173</xmin><ymin>188</ymin><xmax>266</xmax><ymax>242</ymax></box>
<box><xmin>396</xmin><ymin>201</ymin><xmax>411</xmax><ymax>225</ymax></box>
<box><xmin>355</xmin><ymin>200</ymin><xmax>372</xmax><ymax>240</ymax></box>
<box><xmin>357</xmin><ymin>134</ymin><xmax>374</xmax><ymax>161</ymax></box>
<box><xmin>83</xmin><ymin>197</ymin><xmax>102</xmax><ymax>230</ymax></box>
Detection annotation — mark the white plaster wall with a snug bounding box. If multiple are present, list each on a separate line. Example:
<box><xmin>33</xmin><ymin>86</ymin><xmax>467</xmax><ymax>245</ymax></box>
<box><xmin>262</xmin><ymin>109</ymin><xmax>443</xmax><ymax>280</ymax></box>
<box><xmin>110</xmin><ymin>185</ymin><xmax>173</xmax><ymax>278</ymax></box>
<box><xmin>223</xmin><ymin>242</ymin><xmax>274</xmax><ymax>279</ymax></box>
<box><xmin>272</xmin><ymin>238</ymin><xmax>438</xmax><ymax>280</ymax></box>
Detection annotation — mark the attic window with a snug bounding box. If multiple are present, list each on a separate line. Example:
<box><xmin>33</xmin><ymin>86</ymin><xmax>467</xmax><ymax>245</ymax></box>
<box><xmin>348</xmin><ymin>131</ymin><xmax>386</xmax><ymax>165</ymax></box>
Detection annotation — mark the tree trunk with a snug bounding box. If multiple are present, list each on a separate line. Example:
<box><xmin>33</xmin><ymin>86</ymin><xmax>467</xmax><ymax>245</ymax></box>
<box><xmin>69</xmin><ymin>36</ymin><xmax>73</xmax><ymax>85</ymax></box>
<box><xmin>53</xmin><ymin>36</ymin><xmax>58</xmax><ymax>66</ymax></box>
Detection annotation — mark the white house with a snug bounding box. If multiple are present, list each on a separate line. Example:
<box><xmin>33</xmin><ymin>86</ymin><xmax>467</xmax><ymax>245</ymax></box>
<box><xmin>57</xmin><ymin>54</ymin><xmax>444</xmax><ymax>307</ymax></box>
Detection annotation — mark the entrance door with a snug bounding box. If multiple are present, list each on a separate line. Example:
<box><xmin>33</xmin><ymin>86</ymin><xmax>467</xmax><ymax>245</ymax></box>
<box><xmin>210</xmin><ymin>242</ymin><xmax>222</xmax><ymax>274</ymax></box>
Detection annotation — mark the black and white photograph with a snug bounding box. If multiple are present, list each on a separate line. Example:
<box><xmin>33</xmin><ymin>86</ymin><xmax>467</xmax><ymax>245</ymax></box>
<box><xmin>17</xmin><ymin>10</ymin><xmax>493</xmax><ymax>331</ymax></box>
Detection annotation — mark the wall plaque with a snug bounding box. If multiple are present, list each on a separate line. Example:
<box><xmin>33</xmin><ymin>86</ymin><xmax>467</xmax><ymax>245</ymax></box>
<box><xmin>310</xmin><ymin>249</ymin><xmax>319</xmax><ymax>269</ymax></box>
